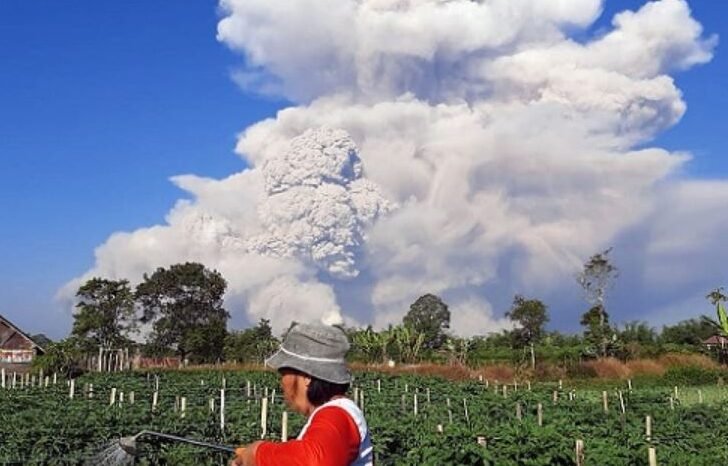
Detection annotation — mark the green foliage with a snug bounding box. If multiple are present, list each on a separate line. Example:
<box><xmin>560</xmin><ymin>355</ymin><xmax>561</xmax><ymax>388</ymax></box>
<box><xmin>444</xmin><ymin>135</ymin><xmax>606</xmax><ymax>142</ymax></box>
<box><xmin>403</xmin><ymin>294</ymin><xmax>451</xmax><ymax>350</ymax></box>
<box><xmin>31</xmin><ymin>337</ymin><xmax>86</xmax><ymax>377</ymax></box>
<box><xmin>663</xmin><ymin>366</ymin><xmax>725</xmax><ymax>386</ymax></box>
<box><xmin>136</xmin><ymin>262</ymin><xmax>229</xmax><ymax>363</ymax></box>
<box><xmin>72</xmin><ymin>278</ymin><xmax>136</xmax><ymax>348</ymax></box>
<box><xmin>224</xmin><ymin>319</ymin><xmax>279</xmax><ymax>364</ymax></box>
<box><xmin>580</xmin><ymin>305</ymin><xmax>617</xmax><ymax>357</ymax></box>
<box><xmin>505</xmin><ymin>295</ymin><xmax>549</xmax><ymax>348</ymax></box>
<box><xmin>661</xmin><ymin>318</ymin><xmax>715</xmax><ymax>346</ymax></box>
<box><xmin>4</xmin><ymin>371</ymin><xmax>728</xmax><ymax>464</ymax></box>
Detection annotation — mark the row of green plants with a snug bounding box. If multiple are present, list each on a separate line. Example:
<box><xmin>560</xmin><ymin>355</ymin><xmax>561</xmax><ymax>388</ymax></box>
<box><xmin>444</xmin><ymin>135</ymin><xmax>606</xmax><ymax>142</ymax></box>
<box><xmin>2</xmin><ymin>370</ymin><xmax>728</xmax><ymax>464</ymax></box>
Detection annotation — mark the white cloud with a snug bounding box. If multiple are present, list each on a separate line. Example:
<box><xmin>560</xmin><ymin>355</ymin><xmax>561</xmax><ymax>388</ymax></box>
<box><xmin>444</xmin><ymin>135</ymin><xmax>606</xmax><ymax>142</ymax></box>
<box><xmin>62</xmin><ymin>0</ymin><xmax>724</xmax><ymax>334</ymax></box>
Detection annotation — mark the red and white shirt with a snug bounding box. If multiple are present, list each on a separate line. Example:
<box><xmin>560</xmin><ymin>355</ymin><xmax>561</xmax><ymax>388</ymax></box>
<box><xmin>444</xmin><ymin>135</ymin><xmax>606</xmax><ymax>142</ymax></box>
<box><xmin>255</xmin><ymin>398</ymin><xmax>373</xmax><ymax>466</ymax></box>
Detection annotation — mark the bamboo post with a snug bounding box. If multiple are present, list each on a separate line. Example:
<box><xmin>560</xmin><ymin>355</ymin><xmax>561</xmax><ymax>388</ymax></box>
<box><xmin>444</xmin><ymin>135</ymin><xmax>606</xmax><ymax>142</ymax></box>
<box><xmin>377</xmin><ymin>379</ymin><xmax>381</xmax><ymax>393</ymax></box>
<box><xmin>516</xmin><ymin>402</ymin><xmax>522</xmax><ymax>421</ymax></box>
<box><xmin>446</xmin><ymin>397</ymin><xmax>453</xmax><ymax>424</ymax></box>
<box><xmin>426</xmin><ymin>387</ymin><xmax>431</xmax><ymax>405</ymax></box>
<box><xmin>698</xmin><ymin>389</ymin><xmax>703</xmax><ymax>404</ymax></box>
<box><xmin>130</xmin><ymin>391</ymin><xmax>135</xmax><ymax>404</ymax></box>
<box><xmin>618</xmin><ymin>390</ymin><xmax>625</xmax><ymax>414</ymax></box>
<box><xmin>360</xmin><ymin>389</ymin><xmax>365</xmax><ymax>413</ymax></box>
<box><xmin>552</xmin><ymin>390</ymin><xmax>558</xmax><ymax>404</ymax></box>
<box><xmin>527</xmin><ymin>381</ymin><xmax>531</xmax><ymax>391</ymax></box>
<box><xmin>628</xmin><ymin>379</ymin><xmax>633</xmax><ymax>391</ymax></box>
<box><xmin>220</xmin><ymin>389</ymin><xmax>226</xmax><ymax>431</ymax></box>
<box><xmin>152</xmin><ymin>391</ymin><xmax>158</xmax><ymax>412</ymax></box>
<box><xmin>44</xmin><ymin>376</ymin><xmax>49</xmax><ymax>388</ymax></box>
<box><xmin>261</xmin><ymin>397</ymin><xmax>269</xmax><ymax>439</ymax></box>
<box><xmin>181</xmin><ymin>397</ymin><xmax>187</xmax><ymax>418</ymax></box>
<box><xmin>645</xmin><ymin>415</ymin><xmax>652</xmax><ymax>442</ymax></box>
<box><xmin>247</xmin><ymin>380</ymin><xmax>251</xmax><ymax>398</ymax></box>
<box><xmin>502</xmin><ymin>385</ymin><xmax>507</xmax><ymax>398</ymax></box>
<box><xmin>69</xmin><ymin>379</ymin><xmax>75</xmax><ymax>399</ymax></box>
<box><xmin>98</xmin><ymin>347</ymin><xmax>103</xmax><ymax>372</ymax></box>
<box><xmin>1</xmin><ymin>368</ymin><xmax>5</xmax><ymax>389</ymax></box>
<box><xmin>669</xmin><ymin>396</ymin><xmax>674</xmax><ymax>411</ymax></box>
<box><xmin>648</xmin><ymin>447</ymin><xmax>657</xmax><ymax>466</ymax></box>
<box><xmin>463</xmin><ymin>398</ymin><xmax>470</xmax><ymax>426</ymax></box>
<box><xmin>281</xmin><ymin>411</ymin><xmax>288</xmax><ymax>441</ymax></box>
<box><xmin>413</xmin><ymin>393</ymin><xmax>418</xmax><ymax>416</ymax></box>
<box><xmin>53</xmin><ymin>372</ymin><xmax>57</xmax><ymax>385</ymax></box>
<box><xmin>89</xmin><ymin>384</ymin><xmax>94</xmax><ymax>399</ymax></box>
<box><xmin>537</xmin><ymin>403</ymin><xmax>543</xmax><ymax>427</ymax></box>
<box><xmin>602</xmin><ymin>391</ymin><xmax>609</xmax><ymax>413</ymax></box>
<box><xmin>209</xmin><ymin>398</ymin><xmax>215</xmax><ymax>413</ymax></box>
<box><xmin>110</xmin><ymin>388</ymin><xmax>117</xmax><ymax>406</ymax></box>
<box><xmin>575</xmin><ymin>439</ymin><xmax>585</xmax><ymax>466</ymax></box>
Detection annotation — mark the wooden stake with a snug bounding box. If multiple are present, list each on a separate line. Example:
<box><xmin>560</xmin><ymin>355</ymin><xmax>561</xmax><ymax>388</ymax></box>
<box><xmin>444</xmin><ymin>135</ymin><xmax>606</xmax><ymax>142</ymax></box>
<box><xmin>110</xmin><ymin>388</ymin><xmax>117</xmax><ymax>406</ymax></box>
<box><xmin>537</xmin><ymin>403</ymin><xmax>543</xmax><ymax>427</ymax></box>
<box><xmin>377</xmin><ymin>379</ymin><xmax>381</xmax><ymax>393</ymax></box>
<box><xmin>152</xmin><ymin>391</ymin><xmax>158</xmax><ymax>412</ymax></box>
<box><xmin>516</xmin><ymin>402</ymin><xmax>522</xmax><ymax>421</ymax></box>
<box><xmin>602</xmin><ymin>391</ymin><xmax>609</xmax><ymax>413</ymax></box>
<box><xmin>413</xmin><ymin>393</ymin><xmax>418</xmax><ymax>416</ymax></box>
<box><xmin>181</xmin><ymin>397</ymin><xmax>187</xmax><ymax>418</ymax></box>
<box><xmin>463</xmin><ymin>398</ymin><xmax>470</xmax><ymax>426</ymax></box>
<box><xmin>281</xmin><ymin>411</ymin><xmax>288</xmax><ymax>441</ymax></box>
<box><xmin>575</xmin><ymin>439</ymin><xmax>585</xmax><ymax>466</ymax></box>
<box><xmin>261</xmin><ymin>397</ymin><xmax>269</xmax><ymax>439</ymax></box>
<box><xmin>446</xmin><ymin>397</ymin><xmax>453</xmax><ymax>424</ymax></box>
<box><xmin>648</xmin><ymin>447</ymin><xmax>657</xmax><ymax>466</ymax></box>
<box><xmin>69</xmin><ymin>379</ymin><xmax>75</xmax><ymax>399</ymax></box>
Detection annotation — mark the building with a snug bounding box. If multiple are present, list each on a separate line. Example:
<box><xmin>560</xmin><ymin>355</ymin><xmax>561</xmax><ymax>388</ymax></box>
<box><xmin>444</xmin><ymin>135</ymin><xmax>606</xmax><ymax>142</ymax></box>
<box><xmin>0</xmin><ymin>314</ymin><xmax>46</xmax><ymax>370</ymax></box>
<box><xmin>703</xmin><ymin>334</ymin><xmax>728</xmax><ymax>350</ymax></box>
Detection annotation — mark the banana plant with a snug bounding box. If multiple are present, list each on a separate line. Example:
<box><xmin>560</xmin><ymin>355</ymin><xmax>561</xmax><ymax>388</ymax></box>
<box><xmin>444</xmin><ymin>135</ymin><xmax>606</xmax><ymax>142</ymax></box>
<box><xmin>717</xmin><ymin>302</ymin><xmax>728</xmax><ymax>337</ymax></box>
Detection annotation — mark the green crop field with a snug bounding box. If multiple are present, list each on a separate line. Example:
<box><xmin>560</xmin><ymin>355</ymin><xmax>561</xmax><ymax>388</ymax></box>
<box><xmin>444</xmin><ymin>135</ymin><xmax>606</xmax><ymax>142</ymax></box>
<box><xmin>2</xmin><ymin>370</ymin><xmax>728</xmax><ymax>465</ymax></box>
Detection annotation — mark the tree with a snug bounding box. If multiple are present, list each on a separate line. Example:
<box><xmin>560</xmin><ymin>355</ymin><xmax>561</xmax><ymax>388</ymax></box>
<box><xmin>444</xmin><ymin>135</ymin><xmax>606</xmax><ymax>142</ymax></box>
<box><xmin>576</xmin><ymin>248</ymin><xmax>618</xmax><ymax>357</ymax></box>
<box><xmin>72</xmin><ymin>278</ymin><xmax>135</xmax><ymax>349</ymax></box>
<box><xmin>390</xmin><ymin>325</ymin><xmax>425</xmax><ymax>364</ymax></box>
<box><xmin>661</xmin><ymin>318</ymin><xmax>716</xmax><ymax>346</ymax></box>
<box><xmin>403</xmin><ymin>294</ymin><xmax>450</xmax><ymax>350</ymax></box>
<box><xmin>350</xmin><ymin>326</ymin><xmax>393</xmax><ymax>363</ymax></box>
<box><xmin>619</xmin><ymin>321</ymin><xmax>657</xmax><ymax>345</ymax></box>
<box><xmin>224</xmin><ymin>319</ymin><xmax>279</xmax><ymax>364</ymax></box>
<box><xmin>580</xmin><ymin>305</ymin><xmax>616</xmax><ymax>357</ymax></box>
<box><xmin>136</xmin><ymin>262</ymin><xmax>229</xmax><ymax>363</ymax></box>
<box><xmin>505</xmin><ymin>295</ymin><xmax>549</xmax><ymax>369</ymax></box>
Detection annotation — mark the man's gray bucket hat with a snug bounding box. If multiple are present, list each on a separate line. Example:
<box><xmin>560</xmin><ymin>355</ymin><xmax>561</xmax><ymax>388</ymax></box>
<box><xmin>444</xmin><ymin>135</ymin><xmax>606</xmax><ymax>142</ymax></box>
<box><xmin>266</xmin><ymin>322</ymin><xmax>352</xmax><ymax>384</ymax></box>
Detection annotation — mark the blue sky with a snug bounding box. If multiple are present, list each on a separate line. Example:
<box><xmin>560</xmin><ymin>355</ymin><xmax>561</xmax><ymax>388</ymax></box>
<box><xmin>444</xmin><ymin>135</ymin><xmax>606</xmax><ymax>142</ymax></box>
<box><xmin>0</xmin><ymin>0</ymin><xmax>726</xmax><ymax>339</ymax></box>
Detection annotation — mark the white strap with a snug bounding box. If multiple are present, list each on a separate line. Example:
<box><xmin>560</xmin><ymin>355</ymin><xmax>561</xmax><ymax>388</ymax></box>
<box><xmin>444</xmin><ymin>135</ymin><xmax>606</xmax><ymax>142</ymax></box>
<box><xmin>279</xmin><ymin>346</ymin><xmax>345</xmax><ymax>363</ymax></box>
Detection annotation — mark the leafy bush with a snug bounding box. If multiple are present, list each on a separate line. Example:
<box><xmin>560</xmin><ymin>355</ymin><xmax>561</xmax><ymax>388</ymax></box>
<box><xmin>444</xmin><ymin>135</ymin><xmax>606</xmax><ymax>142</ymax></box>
<box><xmin>663</xmin><ymin>366</ymin><xmax>726</xmax><ymax>386</ymax></box>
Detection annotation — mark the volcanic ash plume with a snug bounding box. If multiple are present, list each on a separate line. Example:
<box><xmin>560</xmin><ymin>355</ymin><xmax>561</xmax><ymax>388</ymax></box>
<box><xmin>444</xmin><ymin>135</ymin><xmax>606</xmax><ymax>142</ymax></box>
<box><xmin>62</xmin><ymin>0</ymin><xmax>728</xmax><ymax>335</ymax></box>
<box><xmin>248</xmin><ymin>127</ymin><xmax>394</xmax><ymax>279</ymax></box>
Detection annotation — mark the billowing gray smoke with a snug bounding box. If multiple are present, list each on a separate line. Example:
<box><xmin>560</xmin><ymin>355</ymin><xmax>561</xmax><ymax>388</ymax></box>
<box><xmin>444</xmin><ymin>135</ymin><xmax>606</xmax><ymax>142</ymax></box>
<box><xmin>62</xmin><ymin>0</ymin><xmax>727</xmax><ymax>335</ymax></box>
<box><xmin>249</xmin><ymin>127</ymin><xmax>393</xmax><ymax>279</ymax></box>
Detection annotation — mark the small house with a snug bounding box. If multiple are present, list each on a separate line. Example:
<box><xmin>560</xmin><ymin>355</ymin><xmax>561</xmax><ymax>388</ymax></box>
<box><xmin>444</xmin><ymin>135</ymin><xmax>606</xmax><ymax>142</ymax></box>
<box><xmin>702</xmin><ymin>334</ymin><xmax>728</xmax><ymax>350</ymax></box>
<box><xmin>0</xmin><ymin>314</ymin><xmax>46</xmax><ymax>370</ymax></box>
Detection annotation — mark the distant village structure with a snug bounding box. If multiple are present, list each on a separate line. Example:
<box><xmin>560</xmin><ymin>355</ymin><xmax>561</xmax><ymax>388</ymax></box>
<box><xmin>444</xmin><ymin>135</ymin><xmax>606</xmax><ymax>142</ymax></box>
<box><xmin>0</xmin><ymin>314</ymin><xmax>46</xmax><ymax>371</ymax></box>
